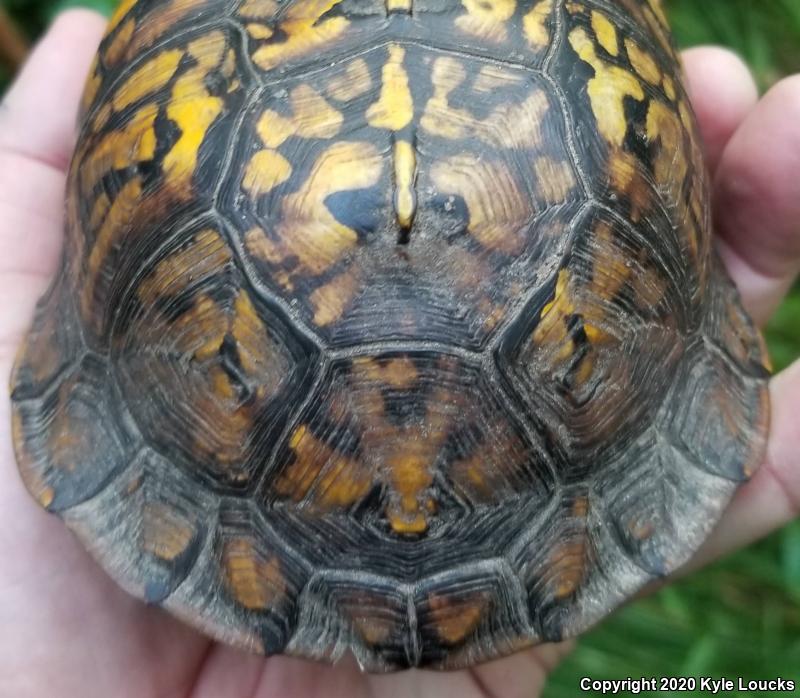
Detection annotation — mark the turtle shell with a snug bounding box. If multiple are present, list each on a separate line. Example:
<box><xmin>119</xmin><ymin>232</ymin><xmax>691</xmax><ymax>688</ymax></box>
<box><xmin>10</xmin><ymin>0</ymin><xmax>770</xmax><ymax>671</ymax></box>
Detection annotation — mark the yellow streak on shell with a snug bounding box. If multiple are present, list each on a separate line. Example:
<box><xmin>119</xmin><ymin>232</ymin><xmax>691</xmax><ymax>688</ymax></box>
<box><xmin>625</xmin><ymin>38</ymin><xmax>662</xmax><ymax>85</ymax></box>
<box><xmin>568</xmin><ymin>27</ymin><xmax>645</xmax><ymax>147</ymax></box>
<box><xmin>591</xmin><ymin>10</ymin><xmax>618</xmax><ymax>57</ymax></box>
<box><xmin>523</xmin><ymin>0</ymin><xmax>553</xmax><ymax>48</ymax></box>
<box><xmin>367</xmin><ymin>45</ymin><xmax>413</xmax><ymax>131</ymax></box>
<box><xmin>252</xmin><ymin>0</ymin><xmax>349</xmax><ymax>71</ymax></box>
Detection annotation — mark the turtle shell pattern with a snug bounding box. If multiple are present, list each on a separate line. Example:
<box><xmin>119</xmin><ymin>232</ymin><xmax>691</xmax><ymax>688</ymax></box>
<box><xmin>11</xmin><ymin>0</ymin><xmax>770</xmax><ymax>671</ymax></box>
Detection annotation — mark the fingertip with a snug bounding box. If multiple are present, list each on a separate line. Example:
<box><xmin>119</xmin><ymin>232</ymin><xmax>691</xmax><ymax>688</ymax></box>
<box><xmin>681</xmin><ymin>46</ymin><xmax>758</xmax><ymax>173</ymax></box>
<box><xmin>0</xmin><ymin>7</ymin><xmax>107</xmax><ymax>170</ymax></box>
<box><xmin>714</xmin><ymin>73</ymin><xmax>800</xmax><ymax>290</ymax></box>
<box><xmin>48</xmin><ymin>7</ymin><xmax>109</xmax><ymax>40</ymax></box>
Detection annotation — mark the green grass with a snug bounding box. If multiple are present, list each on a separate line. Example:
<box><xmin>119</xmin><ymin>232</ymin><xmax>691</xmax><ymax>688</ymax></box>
<box><xmin>2</xmin><ymin>0</ymin><xmax>800</xmax><ymax>693</ymax></box>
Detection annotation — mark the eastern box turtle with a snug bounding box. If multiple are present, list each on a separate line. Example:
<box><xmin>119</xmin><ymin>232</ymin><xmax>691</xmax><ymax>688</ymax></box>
<box><xmin>10</xmin><ymin>0</ymin><xmax>770</xmax><ymax>671</ymax></box>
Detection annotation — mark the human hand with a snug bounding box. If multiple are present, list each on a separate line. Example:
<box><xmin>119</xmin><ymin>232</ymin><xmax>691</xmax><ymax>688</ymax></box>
<box><xmin>0</xmin><ymin>10</ymin><xmax>798</xmax><ymax>698</ymax></box>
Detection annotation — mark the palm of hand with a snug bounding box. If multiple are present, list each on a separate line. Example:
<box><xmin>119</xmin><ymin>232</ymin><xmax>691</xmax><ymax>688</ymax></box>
<box><xmin>1</xmin><ymin>11</ymin><xmax>799</xmax><ymax>698</ymax></box>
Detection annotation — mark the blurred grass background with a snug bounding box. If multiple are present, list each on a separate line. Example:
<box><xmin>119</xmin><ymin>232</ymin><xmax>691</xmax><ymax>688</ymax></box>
<box><xmin>0</xmin><ymin>0</ymin><xmax>798</xmax><ymax>694</ymax></box>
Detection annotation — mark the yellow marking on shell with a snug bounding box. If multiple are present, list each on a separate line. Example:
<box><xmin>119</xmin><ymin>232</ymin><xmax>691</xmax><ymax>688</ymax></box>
<box><xmin>393</xmin><ymin>140</ymin><xmax>417</xmax><ymax>229</ymax></box>
<box><xmin>124</xmin><ymin>0</ymin><xmax>209</xmax><ymax>60</ymax></box>
<box><xmin>523</xmin><ymin>0</ymin><xmax>553</xmax><ymax>48</ymax></box>
<box><xmin>386</xmin><ymin>450</ymin><xmax>434</xmax><ymax>534</ymax></box>
<box><xmin>273</xmin><ymin>141</ymin><xmax>382</xmax><ymax>274</ymax></box>
<box><xmin>589</xmin><ymin>220</ymin><xmax>630</xmax><ymax>301</ymax></box>
<box><xmin>104</xmin><ymin>18</ymin><xmax>135</xmax><ymax>66</ymax></box>
<box><xmin>420</xmin><ymin>57</ymin><xmax>469</xmax><ymax>139</ymax></box>
<box><xmin>472</xmin><ymin>65</ymin><xmax>524</xmax><ymax>93</ymax></box>
<box><xmin>625</xmin><ymin>38</ymin><xmax>661</xmax><ymax>85</ymax></box>
<box><xmin>141</xmin><ymin>502</ymin><xmax>195</xmax><ymax>561</ymax></box>
<box><xmin>88</xmin><ymin>193</ymin><xmax>112</xmax><ymax>231</ymax></box>
<box><xmin>568</xmin><ymin>27</ymin><xmax>644</xmax><ymax>147</ymax></box>
<box><xmin>256</xmin><ymin>111</ymin><xmax>296</xmax><ymax>149</ymax></box>
<box><xmin>92</xmin><ymin>103</ymin><xmax>112</xmax><ymax>131</ymax></box>
<box><xmin>254</xmin><ymin>86</ymin><xmax>342</xmax><ymax>155</ymax></box>
<box><xmin>252</xmin><ymin>0</ymin><xmax>349</xmax><ymax>71</ymax></box>
<box><xmin>550</xmin><ymin>538</ymin><xmax>587</xmax><ymax>599</ymax></box>
<box><xmin>533</xmin><ymin>156</ymin><xmax>577</xmax><ymax>204</ymax></box>
<box><xmin>309</xmin><ymin>270</ymin><xmax>361</xmax><ymax>326</ymax></box>
<box><xmin>646</xmin><ymin>0</ymin><xmax>669</xmax><ymax>27</ymax></box>
<box><xmin>646</xmin><ymin>99</ymin><xmax>687</xmax><ymax>192</ymax></box>
<box><xmin>162</xmin><ymin>34</ymin><xmax>227</xmax><ymax>193</ymax></box>
<box><xmin>662</xmin><ymin>76</ymin><xmax>676</xmax><ymax>101</ymax></box>
<box><xmin>607</xmin><ymin>148</ymin><xmax>651</xmax><ymax>223</ymax></box>
<box><xmin>242</xmin><ymin>150</ymin><xmax>293</xmax><ymax>196</ymax></box>
<box><xmin>431</xmin><ymin>155</ymin><xmax>533</xmax><ymax>254</ymax></box>
<box><xmin>428</xmin><ymin>593</ymin><xmax>489</xmax><ymax>645</ymax></box>
<box><xmin>591</xmin><ymin>11</ymin><xmax>618</xmax><ymax>56</ymax></box>
<box><xmin>349</xmin><ymin>612</ymin><xmax>394</xmax><ymax>644</ymax></box>
<box><xmin>107</xmin><ymin>0</ymin><xmax>138</xmax><ymax>32</ymax></box>
<box><xmin>421</xmin><ymin>58</ymin><xmax>550</xmax><ymax>148</ymax></box>
<box><xmin>246</xmin><ymin>23</ymin><xmax>274</xmax><ymax>39</ymax></box>
<box><xmin>456</xmin><ymin>0</ymin><xmax>516</xmax><ymax>42</ymax></box>
<box><xmin>326</xmin><ymin>59</ymin><xmax>372</xmax><ymax>101</ymax></box>
<box><xmin>239</xmin><ymin>0</ymin><xmax>279</xmax><ymax>18</ymax></box>
<box><xmin>386</xmin><ymin>0</ymin><xmax>412</xmax><ymax>11</ymax></box>
<box><xmin>223</xmin><ymin>538</ymin><xmax>286</xmax><ymax>610</ymax></box>
<box><xmin>643</xmin><ymin>4</ymin><xmax>673</xmax><ymax>56</ymax></box>
<box><xmin>82</xmin><ymin>103</ymin><xmax>158</xmax><ymax>192</ymax></box>
<box><xmin>82</xmin><ymin>178</ymin><xmax>143</xmax><ymax>321</ymax></box>
<box><xmin>139</xmin><ymin>229</ymin><xmax>232</xmax><ymax>303</ymax></box>
<box><xmin>288</xmin><ymin>84</ymin><xmax>344</xmax><ymax>138</ymax></box>
<box><xmin>276</xmin><ymin>425</ymin><xmax>372</xmax><ymax>508</ymax></box>
<box><xmin>677</xmin><ymin>99</ymin><xmax>694</xmax><ymax>132</ymax></box>
<box><xmin>533</xmin><ymin>269</ymin><xmax>576</xmax><ymax>361</ymax></box>
<box><xmin>81</xmin><ymin>57</ymin><xmax>102</xmax><ymax>114</ymax></box>
<box><xmin>366</xmin><ymin>45</ymin><xmax>413</xmax><ymax>131</ymax></box>
<box><xmin>112</xmin><ymin>49</ymin><xmax>183</xmax><ymax>111</ymax></box>
<box><xmin>352</xmin><ymin>356</ymin><xmax>419</xmax><ymax>389</ymax></box>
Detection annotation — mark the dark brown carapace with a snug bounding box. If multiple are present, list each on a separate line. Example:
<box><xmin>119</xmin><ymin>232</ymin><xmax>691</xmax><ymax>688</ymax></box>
<box><xmin>10</xmin><ymin>0</ymin><xmax>769</xmax><ymax>671</ymax></box>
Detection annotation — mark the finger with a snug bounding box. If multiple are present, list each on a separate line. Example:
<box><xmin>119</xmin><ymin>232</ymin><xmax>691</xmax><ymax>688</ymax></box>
<box><xmin>0</xmin><ymin>8</ymin><xmax>106</xmax><ymax>171</ymax></box>
<box><xmin>685</xmin><ymin>359</ymin><xmax>800</xmax><ymax>571</ymax></box>
<box><xmin>681</xmin><ymin>47</ymin><xmax>758</xmax><ymax>175</ymax></box>
<box><xmin>712</xmin><ymin>75</ymin><xmax>800</xmax><ymax>326</ymax></box>
<box><xmin>0</xmin><ymin>10</ymin><xmax>106</xmax><ymax>356</ymax></box>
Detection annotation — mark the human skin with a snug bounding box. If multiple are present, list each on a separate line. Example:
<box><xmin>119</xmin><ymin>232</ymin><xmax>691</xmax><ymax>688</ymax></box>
<box><xmin>0</xmin><ymin>10</ymin><xmax>799</xmax><ymax>698</ymax></box>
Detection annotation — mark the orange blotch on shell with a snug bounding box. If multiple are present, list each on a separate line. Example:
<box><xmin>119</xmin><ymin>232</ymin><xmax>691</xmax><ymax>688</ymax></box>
<box><xmin>309</xmin><ymin>271</ymin><xmax>361</xmax><ymax>327</ymax></box>
<box><xmin>549</xmin><ymin>539</ymin><xmax>588</xmax><ymax>599</ymax></box>
<box><xmin>385</xmin><ymin>448</ymin><xmax>436</xmax><ymax>535</ymax></box>
<box><xmin>239</xmin><ymin>0</ymin><xmax>280</xmax><ymax>18</ymax></box>
<box><xmin>456</xmin><ymin>0</ymin><xmax>515</xmax><ymax>43</ymax></box>
<box><xmin>81</xmin><ymin>104</ymin><xmax>158</xmax><ymax>192</ymax></box>
<box><xmin>252</xmin><ymin>141</ymin><xmax>382</xmax><ymax>276</ymax></box>
<box><xmin>274</xmin><ymin>425</ymin><xmax>373</xmax><ymax>509</ymax></box>
<box><xmin>326</xmin><ymin>58</ymin><xmax>372</xmax><ymax>101</ymax></box>
<box><xmin>11</xmin><ymin>410</ymin><xmax>55</xmax><ymax>509</ymax></box>
<box><xmin>252</xmin><ymin>0</ymin><xmax>349</xmax><ymax>71</ymax></box>
<box><xmin>430</xmin><ymin>155</ymin><xmax>533</xmax><ymax>254</ymax></box>
<box><xmin>141</xmin><ymin>502</ymin><xmax>196</xmax><ymax>561</ymax></box>
<box><xmin>82</xmin><ymin>177</ymin><xmax>143</xmax><ymax>328</ymax></box>
<box><xmin>533</xmin><ymin>156</ymin><xmax>577</xmax><ymax>204</ymax></box>
<box><xmin>350</xmin><ymin>356</ymin><xmax>419</xmax><ymax>390</ymax></box>
<box><xmin>568</xmin><ymin>27</ymin><xmax>644</xmax><ymax>147</ymax></box>
<box><xmin>161</xmin><ymin>36</ymin><xmax>227</xmax><ymax>196</ymax></box>
<box><xmin>523</xmin><ymin>0</ymin><xmax>553</xmax><ymax>49</ymax></box>
<box><xmin>625</xmin><ymin>38</ymin><xmax>661</xmax><ymax>85</ymax></box>
<box><xmin>104</xmin><ymin>18</ymin><xmax>135</xmax><ymax>66</ymax></box>
<box><xmin>112</xmin><ymin>49</ymin><xmax>184</xmax><ymax>111</ymax></box>
<box><xmin>223</xmin><ymin>538</ymin><xmax>286</xmax><ymax>610</ymax></box>
<box><xmin>428</xmin><ymin>592</ymin><xmax>490</xmax><ymax>645</ymax></box>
